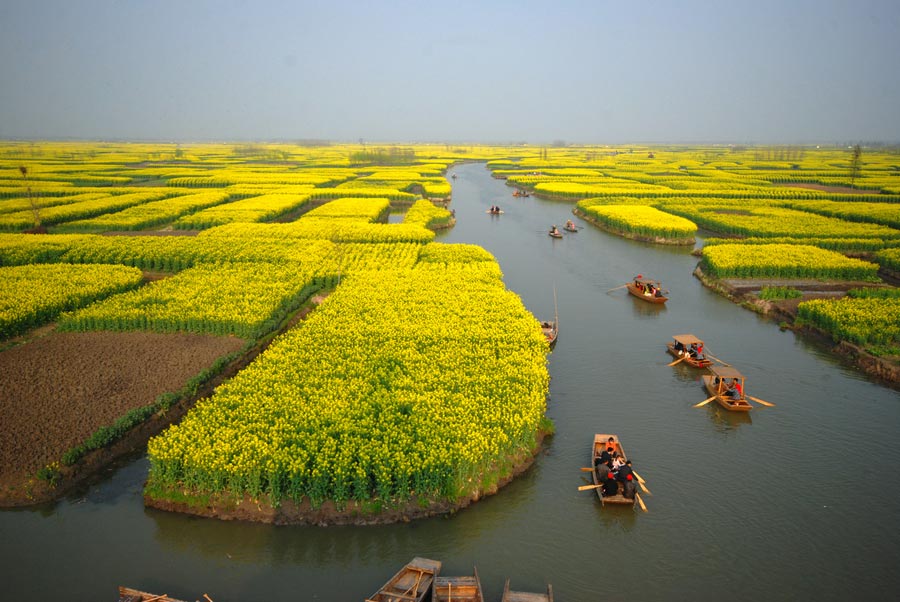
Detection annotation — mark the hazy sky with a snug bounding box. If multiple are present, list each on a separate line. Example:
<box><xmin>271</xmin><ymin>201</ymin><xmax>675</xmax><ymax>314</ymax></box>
<box><xmin>1</xmin><ymin>0</ymin><xmax>898</xmax><ymax>144</ymax></box>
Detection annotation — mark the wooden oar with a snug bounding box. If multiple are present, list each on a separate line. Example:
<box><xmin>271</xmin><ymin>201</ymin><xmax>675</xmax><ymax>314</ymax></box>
<box><xmin>667</xmin><ymin>356</ymin><xmax>686</xmax><ymax>367</ymax></box>
<box><xmin>606</xmin><ymin>284</ymin><xmax>628</xmax><ymax>293</ymax></box>
<box><xmin>748</xmin><ymin>395</ymin><xmax>776</xmax><ymax>407</ymax></box>
<box><xmin>706</xmin><ymin>353</ymin><xmax>730</xmax><ymax>367</ymax></box>
<box><xmin>578</xmin><ymin>483</ymin><xmax>602</xmax><ymax>491</ymax></box>
<box><xmin>635</xmin><ymin>492</ymin><xmax>648</xmax><ymax>512</ymax></box>
<box><xmin>632</xmin><ymin>470</ymin><xmax>647</xmax><ymax>484</ymax></box>
<box><xmin>635</xmin><ymin>479</ymin><xmax>651</xmax><ymax>495</ymax></box>
<box><xmin>580</xmin><ymin>466</ymin><xmax>594</xmax><ymax>472</ymax></box>
<box><xmin>693</xmin><ymin>395</ymin><xmax>717</xmax><ymax>408</ymax></box>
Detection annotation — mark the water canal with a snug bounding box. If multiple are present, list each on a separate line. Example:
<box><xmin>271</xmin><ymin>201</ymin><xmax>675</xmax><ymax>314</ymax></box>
<box><xmin>2</xmin><ymin>163</ymin><xmax>899</xmax><ymax>601</ymax></box>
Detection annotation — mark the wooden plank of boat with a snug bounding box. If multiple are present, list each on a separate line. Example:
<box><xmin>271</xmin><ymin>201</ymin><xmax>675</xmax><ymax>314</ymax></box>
<box><xmin>591</xmin><ymin>433</ymin><xmax>637</xmax><ymax>506</ymax></box>
<box><xmin>701</xmin><ymin>365</ymin><xmax>752</xmax><ymax>412</ymax></box>
<box><xmin>118</xmin><ymin>587</ymin><xmax>189</xmax><ymax>602</ymax></box>
<box><xmin>625</xmin><ymin>279</ymin><xmax>667</xmax><ymax>304</ymax></box>
<box><xmin>666</xmin><ymin>334</ymin><xmax>712</xmax><ymax>368</ymax></box>
<box><xmin>433</xmin><ymin>567</ymin><xmax>485</xmax><ymax>602</ymax></box>
<box><xmin>501</xmin><ymin>579</ymin><xmax>554</xmax><ymax>602</ymax></box>
<box><xmin>366</xmin><ymin>557</ymin><xmax>442</xmax><ymax>602</ymax></box>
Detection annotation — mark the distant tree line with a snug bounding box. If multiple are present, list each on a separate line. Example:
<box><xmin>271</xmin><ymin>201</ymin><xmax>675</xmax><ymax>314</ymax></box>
<box><xmin>349</xmin><ymin>147</ymin><xmax>416</xmax><ymax>166</ymax></box>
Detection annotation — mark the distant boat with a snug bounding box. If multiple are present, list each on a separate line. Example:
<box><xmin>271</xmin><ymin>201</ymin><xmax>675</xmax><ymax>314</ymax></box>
<box><xmin>701</xmin><ymin>366</ymin><xmax>753</xmax><ymax>412</ymax></box>
<box><xmin>487</xmin><ymin>209</ymin><xmax>504</xmax><ymax>215</ymax></box>
<box><xmin>666</xmin><ymin>334</ymin><xmax>713</xmax><ymax>368</ymax></box>
<box><xmin>625</xmin><ymin>275</ymin><xmax>667</xmax><ymax>304</ymax></box>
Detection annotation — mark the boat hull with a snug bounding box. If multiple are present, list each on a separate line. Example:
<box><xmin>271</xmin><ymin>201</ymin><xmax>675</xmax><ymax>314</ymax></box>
<box><xmin>591</xmin><ymin>433</ymin><xmax>636</xmax><ymax>506</ymax></box>
<box><xmin>702</xmin><ymin>375</ymin><xmax>752</xmax><ymax>412</ymax></box>
<box><xmin>666</xmin><ymin>343</ymin><xmax>712</xmax><ymax>368</ymax></box>
<box><xmin>626</xmin><ymin>282</ymin><xmax>667</xmax><ymax>303</ymax></box>
<box><xmin>367</xmin><ymin>557</ymin><xmax>442</xmax><ymax>602</ymax></box>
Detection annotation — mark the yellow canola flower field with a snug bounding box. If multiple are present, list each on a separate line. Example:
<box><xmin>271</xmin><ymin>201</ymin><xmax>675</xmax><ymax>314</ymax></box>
<box><xmin>576</xmin><ymin>204</ymin><xmax>697</xmax><ymax>243</ymax></box>
<box><xmin>59</xmin><ymin>262</ymin><xmax>321</xmax><ymax>339</ymax></box>
<box><xmin>0</xmin><ymin>263</ymin><xmax>143</xmax><ymax>339</ymax></box>
<box><xmin>173</xmin><ymin>192</ymin><xmax>314</xmax><ymax>229</ymax></box>
<box><xmin>701</xmin><ymin>243</ymin><xmax>880</xmax><ymax>281</ymax></box>
<box><xmin>301</xmin><ymin>197</ymin><xmax>391</xmax><ymax>221</ymax></box>
<box><xmin>147</xmin><ymin>255</ymin><xmax>550</xmax><ymax>508</ymax></box>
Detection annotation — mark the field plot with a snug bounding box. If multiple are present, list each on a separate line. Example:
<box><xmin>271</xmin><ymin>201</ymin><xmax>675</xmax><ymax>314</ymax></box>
<box><xmin>146</xmin><ymin>256</ymin><xmax>550</xmax><ymax>520</ymax></box>
<box><xmin>59</xmin><ymin>262</ymin><xmax>321</xmax><ymax>339</ymax></box>
<box><xmin>0</xmin><ymin>263</ymin><xmax>143</xmax><ymax>339</ymax></box>
<box><xmin>0</xmin><ymin>331</ymin><xmax>245</xmax><ymax>497</ymax></box>
<box><xmin>700</xmin><ymin>243</ymin><xmax>880</xmax><ymax>281</ymax></box>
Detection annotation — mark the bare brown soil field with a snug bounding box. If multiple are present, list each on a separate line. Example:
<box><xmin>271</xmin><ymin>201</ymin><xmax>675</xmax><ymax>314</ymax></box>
<box><xmin>0</xmin><ymin>331</ymin><xmax>245</xmax><ymax>500</ymax></box>
<box><xmin>774</xmin><ymin>182</ymin><xmax>882</xmax><ymax>195</ymax></box>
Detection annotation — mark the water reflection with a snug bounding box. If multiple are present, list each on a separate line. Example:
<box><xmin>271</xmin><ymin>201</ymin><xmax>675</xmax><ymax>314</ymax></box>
<box><xmin>669</xmin><ymin>362</ymin><xmax>707</xmax><ymax>384</ymax></box>
<box><xmin>629</xmin><ymin>296</ymin><xmax>668</xmax><ymax>317</ymax></box>
<box><xmin>592</xmin><ymin>503</ymin><xmax>638</xmax><ymax>532</ymax></box>
<box><xmin>704</xmin><ymin>404</ymin><xmax>753</xmax><ymax>432</ymax></box>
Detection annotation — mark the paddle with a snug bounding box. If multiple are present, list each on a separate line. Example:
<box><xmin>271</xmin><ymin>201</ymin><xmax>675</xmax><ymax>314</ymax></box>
<box><xmin>748</xmin><ymin>395</ymin><xmax>776</xmax><ymax>407</ymax></box>
<box><xmin>580</xmin><ymin>467</ymin><xmax>594</xmax><ymax>472</ymax></box>
<box><xmin>667</xmin><ymin>356</ymin><xmax>686</xmax><ymax>367</ymax></box>
<box><xmin>693</xmin><ymin>395</ymin><xmax>717</xmax><ymax>408</ymax></box>
<box><xmin>635</xmin><ymin>492</ymin><xmax>648</xmax><ymax>512</ymax></box>
<box><xmin>635</xmin><ymin>479</ymin><xmax>651</xmax><ymax>495</ymax></box>
<box><xmin>606</xmin><ymin>284</ymin><xmax>628</xmax><ymax>293</ymax></box>
<box><xmin>578</xmin><ymin>483</ymin><xmax>602</xmax><ymax>491</ymax></box>
<box><xmin>706</xmin><ymin>353</ymin><xmax>730</xmax><ymax>367</ymax></box>
<box><xmin>632</xmin><ymin>470</ymin><xmax>647</xmax><ymax>484</ymax></box>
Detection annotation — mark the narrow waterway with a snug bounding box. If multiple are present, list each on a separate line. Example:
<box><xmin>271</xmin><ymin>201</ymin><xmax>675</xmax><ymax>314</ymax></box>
<box><xmin>2</xmin><ymin>163</ymin><xmax>899</xmax><ymax>601</ymax></box>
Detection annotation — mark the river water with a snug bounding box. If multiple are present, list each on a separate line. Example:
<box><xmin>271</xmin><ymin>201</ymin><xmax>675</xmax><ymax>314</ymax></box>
<box><xmin>2</xmin><ymin>163</ymin><xmax>899</xmax><ymax>601</ymax></box>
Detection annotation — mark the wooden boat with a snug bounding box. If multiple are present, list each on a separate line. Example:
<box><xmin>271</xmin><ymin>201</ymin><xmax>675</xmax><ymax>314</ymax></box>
<box><xmin>540</xmin><ymin>287</ymin><xmax>559</xmax><ymax>348</ymax></box>
<box><xmin>433</xmin><ymin>567</ymin><xmax>485</xmax><ymax>602</ymax></box>
<box><xmin>625</xmin><ymin>276</ymin><xmax>667</xmax><ymax>304</ymax></box>
<box><xmin>540</xmin><ymin>320</ymin><xmax>558</xmax><ymax>347</ymax></box>
<box><xmin>701</xmin><ymin>365</ymin><xmax>752</xmax><ymax>412</ymax></box>
<box><xmin>666</xmin><ymin>334</ymin><xmax>713</xmax><ymax>368</ymax></box>
<box><xmin>366</xmin><ymin>557</ymin><xmax>442</xmax><ymax>602</ymax></box>
<box><xmin>563</xmin><ymin>224</ymin><xmax>578</xmax><ymax>232</ymax></box>
<box><xmin>501</xmin><ymin>579</ymin><xmax>553</xmax><ymax>602</ymax></box>
<box><xmin>486</xmin><ymin>209</ymin><xmax>504</xmax><ymax>215</ymax></box>
<box><xmin>548</xmin><ymin>229</ymin><xmax>563</xmax><ymax>238</ymax></box>
<box><xmin>118</xmin><ymin>587</ymin><xmax>188</xmax><ymax>602</ymax></box>
<box><xmin>590</xmin><ymin>433</ymin><xmax>636</xmax><ymax>507</ymax></box>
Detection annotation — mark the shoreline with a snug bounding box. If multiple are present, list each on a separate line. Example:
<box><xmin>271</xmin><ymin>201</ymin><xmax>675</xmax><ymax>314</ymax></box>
<box><xmin>143</xmin><ymin>429</ymin><xmax>551</xmax><ymax>526</ymax></box>
<box><xmin>692</xmin><ymin>266</ymin><xmax>900</xmax><ymax>387</ymax></box>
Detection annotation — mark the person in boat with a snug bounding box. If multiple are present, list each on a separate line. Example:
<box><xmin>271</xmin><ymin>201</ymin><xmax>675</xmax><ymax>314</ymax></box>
<box><xmin>602</xmin><ymin>468</ymin><xmax>619</xmax><ymax>497</ymax></box>
<box><xmin>615</xmin><ymin>460</ymin><xmax>636</xmax><ymax>499</ymax></box>
<box><xmin>565</xmin><ymin>219</ymin><xmax>576</xmax><ymax>230</ymax></box>
<box><xmin>611</xmin><ymin>452</ymin><xmax>624</xmax><ymax>471</ymax></box>
<box><xmin>695</xmin><ymin>343</ymin><xmax>705</xmax><ymax>360</ymax></box>
<box><xmin>689</xmin><ymin>343</ymin><xmax>698</xmax><ymax>358</ymax></box>
<box><xmin>655</xmin><ymin>286</ymin><xmax>665</xmax><ymax>298</ymax></box>
<box><xmin>674</xmin><ymin>339</ymin><xmax>685</xmax><ymax>356</ymax></box>
<box><xmin>549</xmin><ymin>225</ymin><xmax>560</xmax><ymax>236</ymax></box>
<box><xmin>730</xmin><ymin>379</ymin><xmax>743</xmax><ymax>400</ymax></box>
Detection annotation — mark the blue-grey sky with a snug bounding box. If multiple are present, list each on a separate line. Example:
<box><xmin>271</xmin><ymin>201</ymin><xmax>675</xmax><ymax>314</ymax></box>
<box><xmin>1</xmin><ymin>0</ymin><xmax>898</xmax><ymax>144</ymax></box>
